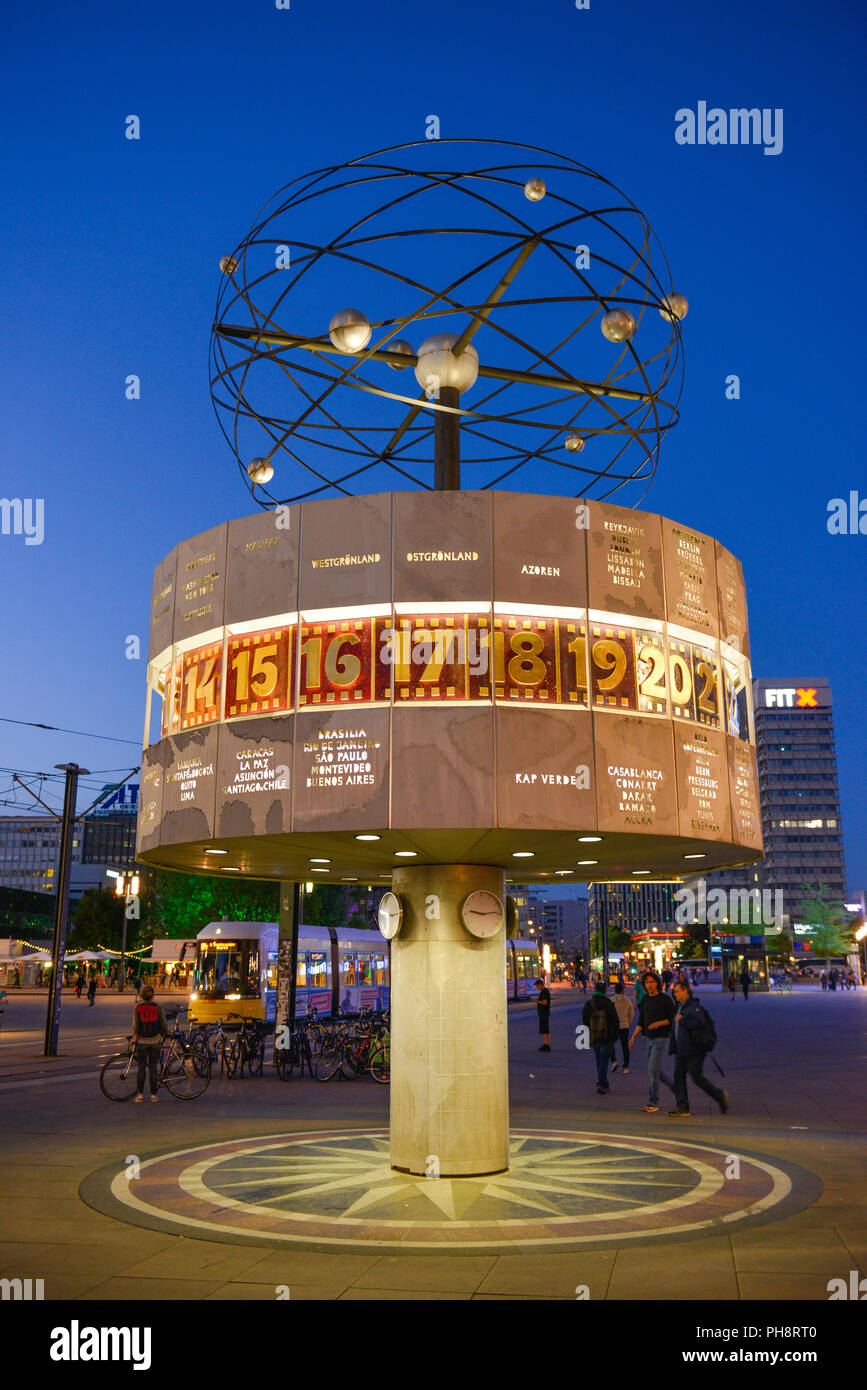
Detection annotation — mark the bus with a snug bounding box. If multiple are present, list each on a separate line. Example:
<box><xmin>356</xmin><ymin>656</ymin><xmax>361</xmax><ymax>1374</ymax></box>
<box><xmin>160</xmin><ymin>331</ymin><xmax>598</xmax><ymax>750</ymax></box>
<box><xmin>189</xmin><ymin>923</ymin><xmax>540</xmax><ymax>1022</ymax></box>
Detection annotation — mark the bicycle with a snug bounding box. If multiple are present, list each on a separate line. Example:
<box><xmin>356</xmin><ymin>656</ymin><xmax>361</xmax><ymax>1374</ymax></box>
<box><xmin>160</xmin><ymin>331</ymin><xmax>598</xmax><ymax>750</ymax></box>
<box><xmin>368</xmin><ymin>1028</ymin><xmax>390</xmax><ymax>1084</ymax></box>
<box><xmin>99</xmin><ymin>1018</ymin><xmax>212</xmax><ymax>1101</ymax></box>
<box><xmin>274</xmin><ymin>1009</ymin><xmax>326</xmax><ymax>1080</ymax></box>
<box><xmin>191</xmin><ymin>1017</ymin><xmax>240</xmax><ymax>1076</ymax></box>
<box><xmin>225</xmin><ymin>1015</ymin><xmax>267</xmax><ymax>1078</ymax></box>
<box><xmin>315</xmin><ymin>1011</ymin><xmax>390</xmax><ymax>1083</ymax></box>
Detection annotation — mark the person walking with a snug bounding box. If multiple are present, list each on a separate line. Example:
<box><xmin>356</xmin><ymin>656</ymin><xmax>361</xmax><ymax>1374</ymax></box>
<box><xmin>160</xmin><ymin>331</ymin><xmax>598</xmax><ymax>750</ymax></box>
<box><xmin>820</xmin><ymin>970</ymin><xmax>828</xmax><ymax>990</ymax></box>
<box><xmin>611</xmin><ymin>982</ymin><xmax>634</xmax><ymax>1074</ymax></box>
<box><xmin>535</xmin><ymin>977</ymin><xmax>551</xmax><ymax>1051</ymax></box>
<box><xmin>86</xmin><ymin>974</ymin><xmax>97</xmax><ymax>1007</ymax></box>
<box><xmin>740</xmin><ymin>967</ymin><xmax>751</xmax><ymax>1001</ymax></box>
<box><xmin>75</xmin><ymin>972</ymin><xmax>85</xmax><ymax>998</ymax></box>
<box><xmin>727</xmin><ymin>971</ymin><xmax>737</xmax><ymax>1002</ymax></box>
<box><xmin>629</xmin><ymin>969</ymin><xmax>675</xmax><ymax>1113</ymax></box>
<box><xmin>661</xmin><ymin>967</ymin><xmax>673</xmax><ymax>993</ymax></box>
<box><xmin>703</xmin><ymin>967</ymin><xmax>709</xmax><ymax>984</ymax></box>
<box><xmin>131</xmin><ymin>983</ymin><xmax>168</xmax><ymax>1103</ymax></box>
<box><xmin>847</xmin><ymin>968</ymin><xmax>857</xmax><ymax>990</ymax></box>
<box><xmin>634</xmin><ymin>971</ymin><xmax>648</xmax><ymax>1013</ymax></box>
<box><xmin>583</xmin><ymin>983</ymin><xmax>620</xmax><ymax>1095</ymax></box>
<box><xmin>665</xmin><ymin>980</ymin><xmax>729</xmax><ymax>1117</ymax></box>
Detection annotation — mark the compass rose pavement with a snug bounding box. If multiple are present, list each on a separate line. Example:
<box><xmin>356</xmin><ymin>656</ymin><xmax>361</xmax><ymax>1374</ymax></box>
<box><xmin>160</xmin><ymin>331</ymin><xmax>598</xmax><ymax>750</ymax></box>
<box><xmin>82</xmin><ymin>1127</ymin><xmax>819</xmax><ymax>1255</ymax></box>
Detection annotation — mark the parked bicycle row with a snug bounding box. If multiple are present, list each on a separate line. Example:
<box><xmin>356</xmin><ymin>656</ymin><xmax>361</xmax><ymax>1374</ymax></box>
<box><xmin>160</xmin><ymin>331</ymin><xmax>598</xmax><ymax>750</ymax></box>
<box><xmin>273</xmin><ymin>1007</ymin><xmax>390</xmax><ymax>1084</ymax></box>
<box><xmin>98</xmin><ymin>998</ymin><xmax>390</xmax><ymax>1101</ymax></box>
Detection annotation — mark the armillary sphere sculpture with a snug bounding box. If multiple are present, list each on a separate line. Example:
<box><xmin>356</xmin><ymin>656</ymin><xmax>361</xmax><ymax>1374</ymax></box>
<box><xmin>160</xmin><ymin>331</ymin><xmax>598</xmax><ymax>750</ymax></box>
<box><xmin>139</xmin><ymin>141</ymin><xmax>760</xmax><ymax>1181</ymax></box>
<box><xmin>209</xmin><ymin>139</ymin><xmax>686</xmax><ymax>506</ymax></box>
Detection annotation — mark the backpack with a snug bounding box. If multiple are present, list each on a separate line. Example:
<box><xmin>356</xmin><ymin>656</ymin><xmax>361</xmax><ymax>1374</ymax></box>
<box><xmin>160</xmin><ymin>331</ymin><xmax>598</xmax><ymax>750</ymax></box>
<box><xmin>136</xmin><ymin>1002</ymin><xmax>161</xmax><ymax>1039</ymax></box>
<box><xmin>691</xmin><ymin>1002</ymin><xmax>717</xmax><ymax>1054</ymax></box>
<box><xmin>589</xmin><ymin>1001</ymin><xmax>610</xmax><ymax>1045</ymax></box>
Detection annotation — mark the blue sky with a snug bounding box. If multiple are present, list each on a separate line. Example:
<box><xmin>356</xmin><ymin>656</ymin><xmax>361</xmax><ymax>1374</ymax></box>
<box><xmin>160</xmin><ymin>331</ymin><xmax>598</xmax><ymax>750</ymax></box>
<box><xmin>1</xmin><ymin>0</ymin><xmax>864</xmax><ymax>890</ymax></box>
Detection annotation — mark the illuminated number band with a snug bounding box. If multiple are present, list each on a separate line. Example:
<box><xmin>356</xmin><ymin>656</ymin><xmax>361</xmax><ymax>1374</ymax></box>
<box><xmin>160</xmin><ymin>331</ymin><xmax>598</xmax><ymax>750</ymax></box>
<box><xmin>148</xmin><ymin>609</ymin><xmax>745</xmax><ymax>740</ymax></box>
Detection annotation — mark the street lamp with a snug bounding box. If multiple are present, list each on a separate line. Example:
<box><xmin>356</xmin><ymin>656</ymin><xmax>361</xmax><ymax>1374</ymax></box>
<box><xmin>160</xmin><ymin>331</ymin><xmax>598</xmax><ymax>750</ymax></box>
<box><xmin>114</xmin><ymin>872</ymin><xmax>140</xmax><ymax>992</ymax></box>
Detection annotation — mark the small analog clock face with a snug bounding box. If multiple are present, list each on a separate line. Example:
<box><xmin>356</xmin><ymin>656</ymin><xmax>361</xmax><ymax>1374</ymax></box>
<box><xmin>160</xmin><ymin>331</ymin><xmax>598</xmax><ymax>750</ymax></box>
<box><xmin>460</xmin><ymin>890</ymin><xmax>505</xmax><ymax>939</ymax></box>
<box><xmin>377</xmin><ymin>891</ymin><xmax>403</xmax><ymax>940</ymax></box>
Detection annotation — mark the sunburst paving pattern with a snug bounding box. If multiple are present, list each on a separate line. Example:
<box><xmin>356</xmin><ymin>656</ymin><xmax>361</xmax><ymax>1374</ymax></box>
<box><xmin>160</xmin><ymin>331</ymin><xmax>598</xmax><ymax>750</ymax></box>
<box><xmin>85</xmin><ymin>1128</ymin><xmax>821</xmax><ymax>1254</ymax></box>
<box><xmin>198</xmin><ymin>1133</ymin><xmax>699</xmax><ymax>1223</ymax></box>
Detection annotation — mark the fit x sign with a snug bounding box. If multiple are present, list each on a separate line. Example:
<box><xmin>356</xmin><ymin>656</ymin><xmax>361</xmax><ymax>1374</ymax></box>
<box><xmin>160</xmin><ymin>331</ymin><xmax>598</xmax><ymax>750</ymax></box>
<box><xmin>765</xmin><ymin>687</ymin><xmax>818</xmax><ymax>708</ymax></box>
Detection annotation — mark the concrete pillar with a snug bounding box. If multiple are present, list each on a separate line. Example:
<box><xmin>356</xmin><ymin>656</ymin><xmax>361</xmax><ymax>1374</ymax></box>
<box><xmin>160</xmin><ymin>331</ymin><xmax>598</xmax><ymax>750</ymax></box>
<box><xmin>389</xmin><ymin>863</ymin><xmax>509</xmax><ymax>1177</ymax></box>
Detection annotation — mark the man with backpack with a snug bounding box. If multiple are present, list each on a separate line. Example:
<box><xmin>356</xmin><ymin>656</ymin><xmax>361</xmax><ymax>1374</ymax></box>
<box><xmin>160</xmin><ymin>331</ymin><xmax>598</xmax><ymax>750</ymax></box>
<box><xmin>582</xmin><ymin>983</ymin><xmax>620</xmax><ymax>1094</ymax></box>
<box><xmin>666</xmin><ymin>981</ymin><xmax>729</xmax><ymax>1117</ymax></box>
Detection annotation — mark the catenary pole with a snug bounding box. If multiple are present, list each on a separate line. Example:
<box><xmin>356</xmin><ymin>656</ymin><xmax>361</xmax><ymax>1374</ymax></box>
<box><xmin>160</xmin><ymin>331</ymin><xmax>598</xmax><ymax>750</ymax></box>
<box><xmin>43</xmin><ymin>762</ymin><xmax>88</xmax><ymax>1057</ymax></box>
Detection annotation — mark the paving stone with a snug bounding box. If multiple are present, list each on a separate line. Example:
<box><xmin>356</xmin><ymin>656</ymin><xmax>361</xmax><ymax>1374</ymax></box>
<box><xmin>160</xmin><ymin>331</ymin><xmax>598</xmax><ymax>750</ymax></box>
<box><xmin>732</xmin><ymin>1244</ymin><xmax>851</xmax><ymax>1275</ymax></box>
<box><xmin>233</xmin><ymin>1250</ymin><xmax>381</xmax><ymax>1288</ymax></box>
<box><xmin>205</xmin><ymin>1282</ymin><xmax>344</xmax><ymax>1301</ymax></box>
<box><xmin>731</xmin><ymin>1224</ymin><xmax>849</xmax><ymax>1250</ymax></box>
<box><xmin>350</xmin><ymin>1255</ymin><xmax>496</xmax><ymax>1293</ymax></box>
<box><xmin>76</xmin><ymin>1276</ymin><xmax>227</xmax><ymax>1300</ymax></box>
<box><xmin>338</xmin><ymin>1287</ymin><xmax>472</xmax><ymax>1300</ymax></box>
<box><xmin>472</xmin><ymin>1292</ymin><xmax>573</xmax><ymax>1299</ymax></box>
<box><xmin>477</xmin><ymin>1251</ymin><xmax>616</xmax><ymax>1298</ymax></box>
<box><xmin>0</xmin><ymin>1241</ymin><xmax>59</xmax><ymax>1267</ymax></box>
<box><xmin>738</xmin><ymin>1272</ymin><xmax>838</xmax><ymax>1300</ymax></box>
<box><xmin>606</xmin><ymin>1240</ymin><xmax>737</xmax><ymax>1301</ymax></box>
<box><xmin>1</xmin><ymin>1242</ymin><xmax>147</xmax><ymax>1278</ymax></box>
<box><xmin>121</xmin><ymin>1241</ymin><xmax>280</xmax><ymax>1282</ymax></box>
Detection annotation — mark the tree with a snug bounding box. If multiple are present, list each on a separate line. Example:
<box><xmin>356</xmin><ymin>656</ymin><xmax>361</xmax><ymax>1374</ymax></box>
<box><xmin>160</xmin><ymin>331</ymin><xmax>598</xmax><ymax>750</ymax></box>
<box><xmin>591</xmin><ymin>926</ymin><xmax>631</xmax><ymax>956</ymax></box>
<box><xmin>794</xmin><ymin>883</ymin><xmax>853</xmax><ymax>972</ymax></box>
<box><xmin>682</xmin><ymin>921</ymin><xmax>711</xmax><ymax>959</ymax></box>
<box><xmin>149</xmin><ymin>869</ymin><xmax>279</xmax><ymax>940</ymax></box>
<box><xmin>0</xmin><ymin>886</ymin><xmax>55</xmax><ymax>936</ymax></box>
<box><xmin>300</xmin><ymin>883</ymin><xmax>371</xmax><ymax>929</ymax></box>
<box><xmin>69</xmin><ymin>888</ymin><xmax>135</xmax><ymax>953</ymax></box>
<box><xmin>764</xmin><ymin>929</ymin><xmax>792</xmax><ymax>963</ymax></box>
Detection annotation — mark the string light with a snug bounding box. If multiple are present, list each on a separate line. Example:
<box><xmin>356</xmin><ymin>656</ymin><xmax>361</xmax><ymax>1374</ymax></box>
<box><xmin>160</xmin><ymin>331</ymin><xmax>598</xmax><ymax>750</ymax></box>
<box><xmin>12</xmin><ymin>937</ymin><xmax>150</xmax><ymax>958</ymax></box>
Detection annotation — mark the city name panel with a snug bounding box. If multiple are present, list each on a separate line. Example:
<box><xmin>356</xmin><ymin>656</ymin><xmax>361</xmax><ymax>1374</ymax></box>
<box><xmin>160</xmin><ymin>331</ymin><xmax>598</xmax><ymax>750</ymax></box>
<box><xmin>136</xmin><ymin>491</ymin><xmax>761</xmax><ymax>883</ymax></box>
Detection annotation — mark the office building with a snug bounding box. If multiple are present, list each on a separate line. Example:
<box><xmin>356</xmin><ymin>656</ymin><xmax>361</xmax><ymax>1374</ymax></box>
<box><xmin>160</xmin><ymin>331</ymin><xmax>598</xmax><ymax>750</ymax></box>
<box><xmin>702</xmin><ymin>679</ymin><xmax>847</xmax><ymax>923</ymax></box>
<box><xmin>0</xmin><ymin>817</ymin><xmax>82</xmax><ymax>894</ymax></box>
<box><xmin>589</xmin><ymin>881</ymin><xmax>680</xmax><ymax>944</ymax></box>
<box><xmin>0</xmin><ymin>782</ymin><xmax>140</xmax><ymax>896</ymax></box>
<box><xmin>752</xmin><ymin>680</ymin><xmax>846</xmax><ymax>911</ymax></box>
